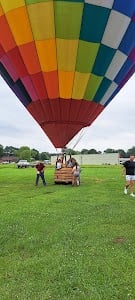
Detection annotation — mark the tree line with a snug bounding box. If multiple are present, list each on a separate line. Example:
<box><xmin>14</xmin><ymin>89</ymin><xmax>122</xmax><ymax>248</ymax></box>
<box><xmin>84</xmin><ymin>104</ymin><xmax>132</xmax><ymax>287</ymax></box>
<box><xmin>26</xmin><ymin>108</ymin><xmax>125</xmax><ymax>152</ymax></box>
<box><xmin>1</xmin><ymin>144</ymin><xmax>135</xmax><ymax>161</ymax></box>
<box><xmin>0</xmin><ymin>145</ymin><xmax>50</xmax><ymax>161</ymax></box>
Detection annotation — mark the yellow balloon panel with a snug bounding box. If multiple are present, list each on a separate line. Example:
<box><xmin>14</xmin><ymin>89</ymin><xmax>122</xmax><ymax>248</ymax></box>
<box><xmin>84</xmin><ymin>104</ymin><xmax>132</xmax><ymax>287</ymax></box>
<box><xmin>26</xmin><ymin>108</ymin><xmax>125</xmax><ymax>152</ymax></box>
<box><xmin>56</xmin><ymin>39</ymin><xmax>78</xmax><ymax>72</ymax></box>
<box><xmin>0</xmin><ymin>0</ymin><xmax>24</xmax><ymax>13</ymax></box>
<box><xmin>27</xmin><ymin>2</ymin><xmax>55</xmax><ymax>40</ymax></box>
<box><xmin>0</xmin><ymin>4</ymin><xmax>4</xmax><ymax>16</ymax></box>
<box><xmin>72</xmin><ymin>72</ymin><xmax>90</xmax><ymax>100</ymax></box>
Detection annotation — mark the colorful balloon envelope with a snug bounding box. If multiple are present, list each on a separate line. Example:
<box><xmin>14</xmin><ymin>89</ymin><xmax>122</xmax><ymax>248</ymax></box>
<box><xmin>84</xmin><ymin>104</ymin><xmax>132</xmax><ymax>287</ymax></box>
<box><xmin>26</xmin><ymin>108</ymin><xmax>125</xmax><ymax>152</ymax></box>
<box><xmin>0</xmin><ymin>0</ymin><xmax>135</xmax><ymax>148</ymax></box>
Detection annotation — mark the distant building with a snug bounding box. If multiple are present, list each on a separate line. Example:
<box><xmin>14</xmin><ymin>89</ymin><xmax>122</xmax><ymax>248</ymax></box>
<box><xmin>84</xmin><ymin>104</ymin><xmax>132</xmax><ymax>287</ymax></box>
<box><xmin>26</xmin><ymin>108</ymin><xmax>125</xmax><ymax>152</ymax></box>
<box><xmin>0</xmin><ymin>156</ymin><xmax>18</xmax><ymax>164</ymax></box>
<box><xmin>51</xmin><ymin>153</ymin><xmax>119</xmax><ymax>166</ymax></box>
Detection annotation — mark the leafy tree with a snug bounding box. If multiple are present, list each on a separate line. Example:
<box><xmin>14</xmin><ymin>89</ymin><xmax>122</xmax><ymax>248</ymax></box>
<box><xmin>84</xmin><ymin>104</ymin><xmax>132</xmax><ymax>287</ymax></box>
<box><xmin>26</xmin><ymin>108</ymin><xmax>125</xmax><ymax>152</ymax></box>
<box><xmin>40</xmin><ymin>152</ymin><xmax>50</xmax><ymax>161</ymax></box>
<box><xmin>117</xmin><ymin>149</ymin><xmax>126</xmax><ymax>158</ymax></box>
<box><xmin>14</xmin><ymin>150</ymin><xmax>19</xmax><ymax>158</ymax></box>
<box><xmin>20</xmin><ymin>150</ymin><xmax>31</xmax><ymax>161</ymax></box>
<box><xmin>81</xmin><ymin>149</ymin><xmax>89</xmax><ymax>154</ymax></box>
<box><xmin>0</xmin><ymin>144</ymin><xmax>4</xmax><ymax>158</ymax></box>
<box><xmin>126</xmin><ymin>146</ymin><xmax>135</xmax><ymax>157</ymax></box>
<box><xmin>75</xmin><ymin>150</ymin><xmax>81</xmax><ymax>155</ymax></box>
<box><xmin>3</xmin><ymin>144</ymin><xmax>135</xmax><ymax>160</ymax></box>
<box><xmin>4</xmin><ymin>146</ymin><xmax>18</xmax><ymax>156</ymax></box>
<box><xmin>104</xmin><ymin>148</ymin><xmax>118</xmax><ymax>153</ymax></box>
<box><xmin>65</xmin><ymin>148</ymin><xmax>76</xmax><ymax>155</ymax></box>
<box><xmin>88</xmin><ymin>149</ymin><xmax>98</xmax><ymax>154</ymax></box>
<box><xmin>17</xmin><ymin>146</ymin><xmax>31</xmax><ymax>160</ymax></box>
<box><xmin>31</xmin><ymin>149</ymin><xmax>39</xmax><ymax>160</ymax></box>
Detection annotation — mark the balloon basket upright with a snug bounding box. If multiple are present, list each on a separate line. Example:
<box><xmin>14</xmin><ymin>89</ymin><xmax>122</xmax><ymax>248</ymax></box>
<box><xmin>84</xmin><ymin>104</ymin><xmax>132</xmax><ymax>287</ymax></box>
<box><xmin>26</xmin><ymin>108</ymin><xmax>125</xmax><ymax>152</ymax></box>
<box><xmin>54</xmin><ymin>167</ymin><xmax>73</xmax><ymax>184</ymax></box>
<box><xmin>54</xmin><ymin>150</ymin><xmax>73</xmax><ymax>184</ymax></box>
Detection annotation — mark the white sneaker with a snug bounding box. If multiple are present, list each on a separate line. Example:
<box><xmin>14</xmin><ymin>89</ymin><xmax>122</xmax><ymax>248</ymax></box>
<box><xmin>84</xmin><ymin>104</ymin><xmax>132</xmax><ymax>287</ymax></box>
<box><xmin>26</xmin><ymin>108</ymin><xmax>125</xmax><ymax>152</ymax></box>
<box><xmin>130</xmin><ymin>193</ymin><xmax>135</xmax><ymax>197</ymax></box>
<box><xmin>124</xmin><ymin>187</ymin><xmax>128</xmax><ymax>194</ymax></box>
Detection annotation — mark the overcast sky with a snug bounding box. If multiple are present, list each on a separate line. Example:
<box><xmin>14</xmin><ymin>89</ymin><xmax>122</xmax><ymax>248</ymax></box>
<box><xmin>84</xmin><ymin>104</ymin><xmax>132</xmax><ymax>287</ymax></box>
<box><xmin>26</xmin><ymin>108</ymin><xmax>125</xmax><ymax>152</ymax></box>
<box><xmin>0</xmin><ymin>74</ymin><xmax>135</xmax><ymax>153</ymax></box>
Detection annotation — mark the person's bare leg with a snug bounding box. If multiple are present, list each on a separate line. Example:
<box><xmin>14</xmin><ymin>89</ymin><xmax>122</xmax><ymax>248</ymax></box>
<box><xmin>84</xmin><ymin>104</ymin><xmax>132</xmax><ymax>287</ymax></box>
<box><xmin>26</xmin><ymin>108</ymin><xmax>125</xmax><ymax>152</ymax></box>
<box><xmin>124</xmin><ymin>180</ymin><xmax>130</xmax><ymax>194</ymax></box>
<box><xmin>130</xmin><ymin>180</ymin><xmax>134</xmax><ymax>194</ymax></box>
<box><xmin>125</xmin><ymin>180</ymin><xmax>130</xmax><ymax>190</ymax></box>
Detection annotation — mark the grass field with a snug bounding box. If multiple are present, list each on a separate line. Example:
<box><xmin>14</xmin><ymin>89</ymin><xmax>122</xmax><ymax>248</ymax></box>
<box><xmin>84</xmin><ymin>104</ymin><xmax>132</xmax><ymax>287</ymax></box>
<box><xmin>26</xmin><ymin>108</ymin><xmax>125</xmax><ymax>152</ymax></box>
<box><xmin>0</xmin><ymin>164</ymin><xmax>135</xmax><ymax>300</ymax></box>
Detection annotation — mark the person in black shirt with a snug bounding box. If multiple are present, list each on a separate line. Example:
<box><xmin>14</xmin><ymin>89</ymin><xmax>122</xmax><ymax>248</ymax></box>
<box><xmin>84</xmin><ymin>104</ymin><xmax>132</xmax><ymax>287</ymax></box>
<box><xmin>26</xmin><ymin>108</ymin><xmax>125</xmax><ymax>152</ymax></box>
<box><xmin>123</xmin><ymin>155</ymin><xmax>135</xmax><ymax>197</ymax></box>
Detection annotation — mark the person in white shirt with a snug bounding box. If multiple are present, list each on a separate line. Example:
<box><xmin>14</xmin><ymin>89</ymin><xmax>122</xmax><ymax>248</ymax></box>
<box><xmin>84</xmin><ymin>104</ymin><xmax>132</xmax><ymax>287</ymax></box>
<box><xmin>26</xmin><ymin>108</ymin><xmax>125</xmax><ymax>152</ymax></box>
<box><xmin>56</xmin><ymin>159</ymin><xmax>62</xmax><ymax>170</ymax></box>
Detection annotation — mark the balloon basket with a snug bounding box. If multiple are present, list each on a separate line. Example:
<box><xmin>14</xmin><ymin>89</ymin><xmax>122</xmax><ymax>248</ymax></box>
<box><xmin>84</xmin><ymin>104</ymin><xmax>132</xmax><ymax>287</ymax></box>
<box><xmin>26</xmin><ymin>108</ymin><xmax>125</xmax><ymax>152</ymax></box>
<box><xmin>54</xmin><ymin>167</ymin><xmax>73</xmax><ymax>184</ymax></box>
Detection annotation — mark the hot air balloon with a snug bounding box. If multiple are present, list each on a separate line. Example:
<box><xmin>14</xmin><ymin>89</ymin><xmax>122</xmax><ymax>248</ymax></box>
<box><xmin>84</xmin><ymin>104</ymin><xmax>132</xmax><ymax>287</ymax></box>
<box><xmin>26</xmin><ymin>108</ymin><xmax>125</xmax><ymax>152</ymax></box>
<box><xmin>0</xmin><ymin>0</ymin><xmax>135</xmax><ymax>148</ymax></box>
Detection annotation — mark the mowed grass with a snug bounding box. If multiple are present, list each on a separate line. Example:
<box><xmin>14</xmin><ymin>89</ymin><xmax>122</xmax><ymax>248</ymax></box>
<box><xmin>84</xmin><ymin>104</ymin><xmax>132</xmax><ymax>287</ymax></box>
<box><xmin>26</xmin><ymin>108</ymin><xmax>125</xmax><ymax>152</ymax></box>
<box><xmin>0</xmin><ymin>164</ymin><xmax>135</xmax><ymax>300</ymax></box>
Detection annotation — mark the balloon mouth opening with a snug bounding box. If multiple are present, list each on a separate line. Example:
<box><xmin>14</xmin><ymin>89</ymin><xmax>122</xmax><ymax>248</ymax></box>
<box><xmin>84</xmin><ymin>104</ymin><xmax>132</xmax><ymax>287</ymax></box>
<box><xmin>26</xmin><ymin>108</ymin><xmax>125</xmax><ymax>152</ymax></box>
<box><xmin>40</xmin><ymin>121</ymin><xmax>89</xmax><ymax>148</ymax></box>
<box><xmin>27</xmin><ymin>99</ymin><xmax>104</xmax><ymax>148</ymax></box>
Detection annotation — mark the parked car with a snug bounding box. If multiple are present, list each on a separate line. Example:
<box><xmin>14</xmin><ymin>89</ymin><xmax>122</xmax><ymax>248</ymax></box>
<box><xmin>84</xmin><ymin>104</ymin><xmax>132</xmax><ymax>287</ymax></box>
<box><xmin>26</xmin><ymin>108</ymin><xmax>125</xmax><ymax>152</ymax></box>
<box><xmin>30</xmin><ymin>161</ymin><xmax>37</xmax><ymax>168</ymax></box>
<box><xmin>44</xmin><ymin>160</ymin><xmax>51</xmax><ymax>165</ymax></box>
<box><xmin>17</xmin><ymin>160</ymin><xmax>30</xmax><ymax>168</ymax></box>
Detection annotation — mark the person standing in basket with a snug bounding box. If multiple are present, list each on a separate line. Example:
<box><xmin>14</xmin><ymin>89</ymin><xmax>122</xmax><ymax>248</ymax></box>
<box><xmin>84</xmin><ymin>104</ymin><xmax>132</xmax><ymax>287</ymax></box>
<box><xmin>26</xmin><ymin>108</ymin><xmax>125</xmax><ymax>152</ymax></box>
<box><xmin>123</xmin><ymin>155</ymin><xmax>135</xmax><ymax>197</ymax></box>
<box><xmin>35</xmin><ymin>161</ymin><xmax>46</xmax><ymax>186</ymax></box>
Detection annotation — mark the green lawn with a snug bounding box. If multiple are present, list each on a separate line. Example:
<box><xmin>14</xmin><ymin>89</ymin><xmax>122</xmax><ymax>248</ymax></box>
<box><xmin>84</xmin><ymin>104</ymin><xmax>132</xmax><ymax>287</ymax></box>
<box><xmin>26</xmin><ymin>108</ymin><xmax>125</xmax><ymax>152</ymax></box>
<box><xmin>0</xmin><ymin>164</ymin><xmax>135</xmax><ymax>300</ymax></box>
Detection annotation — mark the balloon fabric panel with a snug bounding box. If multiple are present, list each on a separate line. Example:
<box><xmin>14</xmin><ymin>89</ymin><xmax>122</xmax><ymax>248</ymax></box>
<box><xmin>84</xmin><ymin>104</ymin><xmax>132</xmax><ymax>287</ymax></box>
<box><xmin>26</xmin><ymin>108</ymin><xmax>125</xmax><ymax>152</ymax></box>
<box><xmin>36</xmin><ymin>40</ymin><xmax>57</xmax><ymax>71</ymax></box>
<box><xmin>0</xmin><ymin>1</ymin><xmax>24</xmax><ymax>13</ymax></box>
<box><xmin>19</xmin><ymin>42</ymin><xmax>41</xmax><ymax>74</ymax></box>
<box><xmin>105</xmin><ymin>51</ymin><xmax>127</xmax><ymax>81</ymax></box>
<box><xmin>102</xmin><ymin>10</ymin><xmax>130</xmax><ymax>49</ymax></box>
<box><xmin>94</xmin><ymin>78</ymin><xmax>112</xmax><ymax>103</ymax></box>
<box><xmin>119</xmin><ymin>21</ymin><xmax>135</xmax><ymax>55</ymax></box>
<box><xmin>113</xmin><ymin>0</ymin><xmax>135</xmax><ymax>18</ymax></box>
<box><xmin>0</xmin><ymin>15</ymin><xmax>16</xmax><ymax>51</ymax></box>
<box><xmin>1</xmin><ymin>54</ymin><xmax>18</xmax><ymax>82</ymax></box>
<box><xmin>84</xmin><ymin>74</ymin><xmax>103</xmax><ymax>100</ymax></box>
<box><xmin>0</xmin><ymin>0</ymin><xmax>135</xmax><ymax>147</ymax></box>
<box><xmin>80</xmin><ymin>4</ymin><xmax>110</xmax><ymax>43</ymax></box>
<box><xmin>54</xmin><ymin>2</ymin><xmax>83</xmax><ymax>39</ymax></box>
<box><xmin>43</xmin><ymin>71</ymin><xmax>59</xmax><ymax>99</ymax></box>
<box><xmin>27</xmin><ymin>2</ymin><xmax>55</xmax><ymax>40</ymax></box>
<box><xmin>72</xmin><ymin>72</ymin><xmax>90</xmax><ymax>99</ymax></box>
<box><xmin>92</xmin><ymin>45</ymin><xmax>116</xmax><ymax>76</ymax></box>
<box><xmin>75</xmin><ymin>41</ymin><xmax>100</xmax><ymax>73</ymax></box>
<box><xmin>5</xmin><ymin>7</ymin><xmax>33</xmax><ymax>45</ymax></box>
